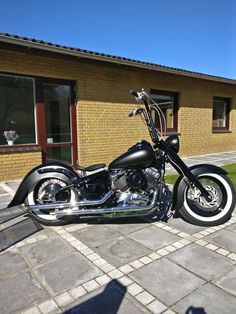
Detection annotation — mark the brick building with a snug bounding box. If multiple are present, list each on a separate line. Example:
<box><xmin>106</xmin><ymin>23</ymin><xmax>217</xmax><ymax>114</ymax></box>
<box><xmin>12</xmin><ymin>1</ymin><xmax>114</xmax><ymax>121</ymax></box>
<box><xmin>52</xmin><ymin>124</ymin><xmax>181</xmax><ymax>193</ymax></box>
<box><xmin>0</xmin><ymin>33</ymin><xmax>236</xmax><ymax>180</ymax></box>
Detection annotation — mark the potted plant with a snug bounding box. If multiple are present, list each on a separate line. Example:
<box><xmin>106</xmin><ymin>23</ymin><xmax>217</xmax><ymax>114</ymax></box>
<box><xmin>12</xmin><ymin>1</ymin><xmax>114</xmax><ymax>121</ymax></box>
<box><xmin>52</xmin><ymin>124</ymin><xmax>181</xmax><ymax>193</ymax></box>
<box><xmin>4</xmin><ymin>130</ymin><xmax>18</xmax><ymax>145</ymax></box>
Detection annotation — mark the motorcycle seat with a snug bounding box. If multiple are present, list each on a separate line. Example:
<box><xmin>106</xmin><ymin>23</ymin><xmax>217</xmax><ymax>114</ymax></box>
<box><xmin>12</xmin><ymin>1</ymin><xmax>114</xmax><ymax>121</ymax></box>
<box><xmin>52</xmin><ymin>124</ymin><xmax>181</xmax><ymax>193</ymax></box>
<box><xmin>74</xmin><ymin>163</ymin><xmax>106</xmax><ymax>172</ymax></box>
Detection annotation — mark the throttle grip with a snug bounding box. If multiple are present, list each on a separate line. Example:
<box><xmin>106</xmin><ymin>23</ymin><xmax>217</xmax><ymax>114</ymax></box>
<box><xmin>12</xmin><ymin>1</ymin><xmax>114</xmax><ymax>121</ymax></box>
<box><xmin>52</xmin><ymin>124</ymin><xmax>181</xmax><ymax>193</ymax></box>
<box><xmin>130</xmin><ymin>90</ymin><xmax>139</xmax><ymax>98</ymax></box>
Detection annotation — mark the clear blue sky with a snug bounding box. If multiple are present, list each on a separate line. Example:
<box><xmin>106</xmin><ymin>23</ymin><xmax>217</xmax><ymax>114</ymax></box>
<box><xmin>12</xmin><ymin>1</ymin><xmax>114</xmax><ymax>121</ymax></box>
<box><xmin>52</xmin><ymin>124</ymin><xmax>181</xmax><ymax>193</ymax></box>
<box><xmin>1</xmin><ymin>0</ymin><xmax>236</xmax><ymax>79</ymax></box>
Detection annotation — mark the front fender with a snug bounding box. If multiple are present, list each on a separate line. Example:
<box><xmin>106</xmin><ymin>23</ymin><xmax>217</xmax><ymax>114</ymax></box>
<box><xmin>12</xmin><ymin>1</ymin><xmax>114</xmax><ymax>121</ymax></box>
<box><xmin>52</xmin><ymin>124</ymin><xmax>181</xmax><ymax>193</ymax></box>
<box><xmin>8</xmin><ymin>162</ymin><xmax>79</xmax><ymax>207</ymax></box>
<box><xmin>172</xmin><ymin>164</ymin><xmax>227</xmax><ymax>212</ymax></box>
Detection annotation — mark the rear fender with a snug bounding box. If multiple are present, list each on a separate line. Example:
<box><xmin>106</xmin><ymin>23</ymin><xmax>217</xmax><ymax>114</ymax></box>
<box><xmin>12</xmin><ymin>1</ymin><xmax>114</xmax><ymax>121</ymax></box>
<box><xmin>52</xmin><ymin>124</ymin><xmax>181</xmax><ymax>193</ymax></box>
<box><xmin>8</xmin><ymin>162</ymin><xmax>79</xmax><ymax>207</ymax></box>
<box><xmin>172</xmin><ymin>164</ymin><xmax>227</xmax><ymax>211</ymax></box>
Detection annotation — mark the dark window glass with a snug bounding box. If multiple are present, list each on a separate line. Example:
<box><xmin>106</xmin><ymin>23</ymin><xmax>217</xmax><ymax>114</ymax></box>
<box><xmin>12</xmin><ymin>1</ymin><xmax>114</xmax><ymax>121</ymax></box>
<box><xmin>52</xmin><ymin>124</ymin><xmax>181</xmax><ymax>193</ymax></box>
<box><xmin>150</xmin><ymin>90</ymin><xmax>178</xmax><ymax>132</ymax></box>
<box><xmin>47</xmin><ymin>146</ymin><xmax>72</xmax><ymax>163</ymax></box>
<box><xmin>213</xmin><ymin>97</ymin><xmax>230</xmax><ymax>130</ymax></box>
<box><xmin>43</xmin><ymin>83</ymin><xmax>71</xmax><ymax>143</ymax></box>
<box><xmin>0</xmin><ymin>74</ymin><xmax>36</xmax><ymax>145</ymax></box>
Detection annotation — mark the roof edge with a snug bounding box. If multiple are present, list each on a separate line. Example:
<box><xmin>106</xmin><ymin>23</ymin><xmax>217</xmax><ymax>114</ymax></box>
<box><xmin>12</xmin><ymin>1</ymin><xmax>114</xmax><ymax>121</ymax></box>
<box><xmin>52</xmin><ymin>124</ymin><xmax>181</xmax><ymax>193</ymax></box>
<box><xmin>1</xmin><ymin>33</ymin><xmax>236</xmax><ymax>85</ymax></box>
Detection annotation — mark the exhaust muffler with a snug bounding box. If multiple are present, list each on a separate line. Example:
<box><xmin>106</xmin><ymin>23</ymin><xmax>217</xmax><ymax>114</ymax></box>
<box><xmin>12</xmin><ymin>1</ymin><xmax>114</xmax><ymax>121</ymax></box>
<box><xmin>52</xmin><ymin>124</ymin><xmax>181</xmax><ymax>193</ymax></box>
<box><xmin>26</xmin><ymin>189</ymin><xmax>159</xmax><ymax>217</ymax></box>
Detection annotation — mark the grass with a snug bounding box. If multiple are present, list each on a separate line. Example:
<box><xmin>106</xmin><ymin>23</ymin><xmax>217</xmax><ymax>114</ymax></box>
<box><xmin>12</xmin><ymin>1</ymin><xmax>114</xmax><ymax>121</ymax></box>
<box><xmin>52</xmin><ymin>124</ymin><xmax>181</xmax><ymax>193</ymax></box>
<box><xmin>165</xmin><ymin>163</ymin><xmax>236</xmax><ymax>189</ymax></box>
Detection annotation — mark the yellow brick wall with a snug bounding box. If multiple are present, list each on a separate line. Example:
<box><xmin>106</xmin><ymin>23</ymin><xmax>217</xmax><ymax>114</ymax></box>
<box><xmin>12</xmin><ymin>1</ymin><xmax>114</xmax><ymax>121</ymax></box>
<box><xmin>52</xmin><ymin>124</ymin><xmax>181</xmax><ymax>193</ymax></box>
<box><xmin>0</xmin><ymin>151</ymin><xmax>42</xmax><ymax>181</ymax></box>
<box><xmin>77</xmin><ymin>101</ymin><xmax>150</xmax><ymax>165</ymax></box>
<box><xmin>0</xmin><ymin>45</ymin><xmax>236</xmax><ymax>171</ymax></box>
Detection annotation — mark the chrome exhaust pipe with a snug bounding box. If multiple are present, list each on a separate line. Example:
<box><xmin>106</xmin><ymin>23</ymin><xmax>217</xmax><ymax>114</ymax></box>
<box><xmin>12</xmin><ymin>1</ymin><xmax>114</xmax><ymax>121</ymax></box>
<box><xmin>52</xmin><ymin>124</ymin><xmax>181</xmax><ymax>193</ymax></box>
<box><xmin>28</xmin><ymin>189</ymin><xmax>159</xmax><ymax>217</ymax></box>
<box><xmin>26</xmin><ymin>189</ymin><xmax>114</xmax><ymax>212</ymax></box>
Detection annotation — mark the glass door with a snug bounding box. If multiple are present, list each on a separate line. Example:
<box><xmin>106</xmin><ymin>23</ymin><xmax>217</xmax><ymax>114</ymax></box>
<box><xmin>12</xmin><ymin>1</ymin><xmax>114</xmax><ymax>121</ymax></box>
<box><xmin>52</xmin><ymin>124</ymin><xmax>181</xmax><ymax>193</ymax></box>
<box><xmin>42</xmin><ymin>82</ymin><xmax>77</xmax><ymax>164</ymax></box>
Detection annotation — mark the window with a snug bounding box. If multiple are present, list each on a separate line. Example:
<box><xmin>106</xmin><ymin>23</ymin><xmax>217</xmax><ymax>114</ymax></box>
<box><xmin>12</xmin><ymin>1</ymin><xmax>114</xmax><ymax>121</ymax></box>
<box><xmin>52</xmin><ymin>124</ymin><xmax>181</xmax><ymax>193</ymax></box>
<box><xmin>0</xmin><ymin>74</ymin><xmax>36</xmax><ymax>145</ymax></box>
<box><xmin>150</xmin><ymin>90</ymin><xmax>178</xmax><ymax>132</ymax></box>
<box><xmin>213</xmin><ymin>97</ymin><xmax>230</xmax><ymax>131</ymax></box>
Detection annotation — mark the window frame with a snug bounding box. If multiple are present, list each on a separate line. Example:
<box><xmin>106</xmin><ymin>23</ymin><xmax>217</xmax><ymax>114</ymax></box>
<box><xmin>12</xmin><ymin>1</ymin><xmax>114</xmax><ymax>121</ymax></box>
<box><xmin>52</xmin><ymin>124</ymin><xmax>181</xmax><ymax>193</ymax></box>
<box><xmin>0</xmin><ymin>73</ymin><xmax>37</xmax><ymax>147</ymax></box>
<box><xmin>150</xmin><ymin>89</ymin><xmax>179</xmax><ymax>133</ymax></box>
<box><xmin>0</xmin><ymin>73</ymin><xmax>78</xmax><ymax>165</ymax></box>
<box><xmin>212</xmin><ymin>96</ymin><xmax>231</xmax><ymax>132</ymax></box>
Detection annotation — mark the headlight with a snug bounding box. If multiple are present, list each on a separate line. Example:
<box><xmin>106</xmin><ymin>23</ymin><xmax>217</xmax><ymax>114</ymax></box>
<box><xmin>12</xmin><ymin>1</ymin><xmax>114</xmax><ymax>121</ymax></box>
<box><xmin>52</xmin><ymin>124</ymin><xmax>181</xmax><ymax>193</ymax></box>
<box><xmin>165</xmin><ymin>135</ymin><xmax>179</xmax><ymax>153</ymax></box>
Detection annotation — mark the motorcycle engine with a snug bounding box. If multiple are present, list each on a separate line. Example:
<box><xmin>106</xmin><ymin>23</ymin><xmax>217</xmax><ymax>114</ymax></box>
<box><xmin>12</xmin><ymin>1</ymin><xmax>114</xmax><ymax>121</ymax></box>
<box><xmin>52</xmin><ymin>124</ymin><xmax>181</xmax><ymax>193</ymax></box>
<box><xmin>110</xmin><ymin>168</ymin><xmax>160</xmax><ymax>206</ymax></box>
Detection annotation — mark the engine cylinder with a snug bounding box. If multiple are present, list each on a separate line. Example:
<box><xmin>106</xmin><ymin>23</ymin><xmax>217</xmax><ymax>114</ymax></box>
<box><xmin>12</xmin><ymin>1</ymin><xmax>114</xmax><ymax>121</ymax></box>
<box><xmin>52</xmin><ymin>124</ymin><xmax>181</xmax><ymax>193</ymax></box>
<box><xmin>126</xmin><ymin>169</ymin><xmax>147</xmax><ymax>190</ymax></box>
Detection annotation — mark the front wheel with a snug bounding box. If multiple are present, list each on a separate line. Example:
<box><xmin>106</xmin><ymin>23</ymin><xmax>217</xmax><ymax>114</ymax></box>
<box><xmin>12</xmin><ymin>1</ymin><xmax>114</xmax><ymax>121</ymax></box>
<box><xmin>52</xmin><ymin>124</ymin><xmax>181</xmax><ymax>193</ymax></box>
<box><xmin>180</xmin><ymin>173</ymin><xmax>235</xmax><ymax>226</ymax></box>
<box><xmin>25</xmin><ymin>178</ymin><xmax>76</xmax><ymax>226</ymax></box>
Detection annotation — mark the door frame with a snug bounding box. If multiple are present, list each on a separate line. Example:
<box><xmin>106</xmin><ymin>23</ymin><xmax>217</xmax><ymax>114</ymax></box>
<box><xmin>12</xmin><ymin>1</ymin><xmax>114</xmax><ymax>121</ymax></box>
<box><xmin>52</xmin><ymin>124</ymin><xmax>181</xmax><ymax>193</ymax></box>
<box><xmin>35</xmin><ymin>77</ymin><xmax>78</xmax><ymax>165</ymax></box>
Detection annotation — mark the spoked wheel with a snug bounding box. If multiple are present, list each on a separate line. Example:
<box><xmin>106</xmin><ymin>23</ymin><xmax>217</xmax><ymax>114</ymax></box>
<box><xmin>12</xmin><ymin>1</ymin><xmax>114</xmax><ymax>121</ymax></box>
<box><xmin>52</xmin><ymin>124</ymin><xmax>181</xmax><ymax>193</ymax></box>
<box><xmin>180</xmin><ymin>173</ymin><xmax>236</xmax><ymax>226</ymax></box>
<box><xmin>25</xmin><ymin>178</ymin><xmax>75</xmax><ymax>226</ymax></box>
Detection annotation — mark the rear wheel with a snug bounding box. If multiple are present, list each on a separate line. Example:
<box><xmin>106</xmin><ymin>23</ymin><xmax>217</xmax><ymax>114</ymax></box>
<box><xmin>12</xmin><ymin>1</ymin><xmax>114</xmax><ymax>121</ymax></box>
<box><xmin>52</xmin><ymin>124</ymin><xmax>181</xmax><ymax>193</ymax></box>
<box><xmin>180</xmin><ymin>173</ymin><xmax>236</xmax><ymax>226</ymax></box>
<box><xmin>25</xmin><ymin>178</ymin><xmax>75</xmax><ymax>226</ymax></box>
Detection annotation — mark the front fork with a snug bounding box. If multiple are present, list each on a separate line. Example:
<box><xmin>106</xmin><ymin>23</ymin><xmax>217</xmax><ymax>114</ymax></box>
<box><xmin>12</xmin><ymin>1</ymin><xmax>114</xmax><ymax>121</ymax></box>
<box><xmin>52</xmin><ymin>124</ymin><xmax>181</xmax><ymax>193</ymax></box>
<box><xmin>159</xmin><ymin>141</ymin><xmax>212</xmax><ymax>202</ymax></box>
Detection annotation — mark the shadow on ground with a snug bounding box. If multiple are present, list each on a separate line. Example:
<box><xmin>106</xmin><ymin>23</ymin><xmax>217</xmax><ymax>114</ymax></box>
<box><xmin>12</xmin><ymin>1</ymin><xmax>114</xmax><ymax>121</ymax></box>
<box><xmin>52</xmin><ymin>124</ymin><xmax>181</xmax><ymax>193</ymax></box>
<box><xmin>64</xmin><ymin>280</ymin><xmax>127</xmax><ymax>314</ymax></box>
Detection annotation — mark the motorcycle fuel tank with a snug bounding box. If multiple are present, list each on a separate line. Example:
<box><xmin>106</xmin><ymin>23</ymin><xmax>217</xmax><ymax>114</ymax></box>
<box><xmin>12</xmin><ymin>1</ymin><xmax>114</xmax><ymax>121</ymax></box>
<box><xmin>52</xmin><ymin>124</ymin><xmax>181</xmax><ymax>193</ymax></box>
<box><xmin>109</xmin><ymin>140</ymin><xmax>155</xmax><ymax>169</ymax></box>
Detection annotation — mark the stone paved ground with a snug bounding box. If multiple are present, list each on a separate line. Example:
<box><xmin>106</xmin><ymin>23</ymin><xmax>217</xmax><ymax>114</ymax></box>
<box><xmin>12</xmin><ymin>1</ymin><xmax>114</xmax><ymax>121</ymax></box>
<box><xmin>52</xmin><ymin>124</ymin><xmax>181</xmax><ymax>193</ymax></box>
<box><xmin>0</xmin><ymin>151</ymin><xmax>236</xmax><ymax>314</ymax></box>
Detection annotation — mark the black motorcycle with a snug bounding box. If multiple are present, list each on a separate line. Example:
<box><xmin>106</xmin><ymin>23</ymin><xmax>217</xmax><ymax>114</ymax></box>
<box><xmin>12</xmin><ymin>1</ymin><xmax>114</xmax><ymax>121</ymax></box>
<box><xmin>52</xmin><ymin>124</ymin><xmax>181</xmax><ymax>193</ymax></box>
<box><xmin>8</xmin><ymin>90</ymin><xmax>236</xmax><ymax>226</ymax></box>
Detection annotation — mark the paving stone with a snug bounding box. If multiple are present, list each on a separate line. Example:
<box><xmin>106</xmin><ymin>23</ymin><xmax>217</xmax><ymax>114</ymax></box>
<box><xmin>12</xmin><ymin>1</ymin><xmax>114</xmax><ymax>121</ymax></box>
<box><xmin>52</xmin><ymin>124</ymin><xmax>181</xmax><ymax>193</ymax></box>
<box><xmin>36</xmin><ymin>253</ymin><xmax>102</xmax><ymax>295</ymax></box>
<box><xmin>83</xmin><ymin>279</ymin><xmax>100</xmax><ymax>292</ymax></box>
<box><xmin>0</xmin><ymin>194</ymin><xmax>12</xmax><ymax>205</ymax></box>
<box><xmin>62</xmin><ymin>280</ymin><xmax>150</xmax><ymax>313</ymax></box>
<box><xmin>0</xmin><ymin>271</ymin><xmax>49</xmax><ymax>313</ymax></box>
<box><xmin>118</xmin><ymin>264</ymin><xmax>135</xmax><ymax>274</ymax></box>
<box><xmin>148</xmin><ymin>252</ymin><xmax>161</xmax><ymax>260</ymax></box>
<box><xmin>226</xmin><ymin>222</ymin><xmax>236</xmax><ymax>233</ymax></box>
<box><xmin>139</xmin><ymin>256</ymin><xmax>153</xmax><ymax>264</ymax></box>
<box><xmin>108</xmin><ymin>269</ymin><xmax>123</xmax><ymax>279</ymax></box>
<box><xmin>205</xmin><ymin>243</ymin><xmax>218</xmax><ymax>251</ymax></box>
<box><xmin>20</xmin><ymin>237</ymin><xmax>75</xmax><ymax>267</ymax></box>
<box><xmin>92</xmin><ymin>236</ymin><xmax>151</xmax><ymax>267</ymax></box>
<box><xmin>95</xmin><ymin>274</ymin><xmax>111</xmax><ymax>286</ymax></box>
<box><xmin>128</xmin><ymin>226</ymin><xmax>180</xmax><ymax>251</ymax></box>
<box><xmin>99</xmin><ymin>262</ymin><xmax>115</xmax><ymax>273</ymax></box>
<box><xmin>0</xmin><ymin>186</ymin><xmax>7</xmax><ymax>194</ymax></box>
<box><xmin>130</xmin><ymin>258</ymin><xmax>204</xmax><ymax>306</ymax></box>
<box><xmin>213</xmin><ymin>266</ymin><xmax>236</xmax><ymax>296</ymax></box>
<box><xmin>167</xmin><ymin>217</ymin><xmax>205</xmax><ymax>234</ymax></box>
<box><xmin>0</xmin><ymin>202</ymin><xmax>9</xmax><ymax>210</ymax></box>
<box><xmin>21</xmin><ymin>306</ymin><xmax>41</xmax><ymax>314</ymax></box>
<box><xmin>167</xmin><ymin>244</ymin><xmax>234</xmax><ymax>280</ymax></box>
<box><xmin>205</xmin><ymin>229</ymin><xmax>236</xmax><ymax>253</ymax></box>
<box><xmin>195</xmin><ymin>239</ymin><xmax>208</xmax><ymax>246</ymax></box>
<box><xmin>118</xmin><ymin>276</ymin><xmax>133</xmax><ymax>287</ymax></box>
<box><xmin>106</xmin><ymin>220</ymin><xmax>149</xmax><ymax>235</ymax></box>
<box><xmin>54</xmin><ymin>292</ymin><xmax>74</xmax><ymax>307</ymax></box>
<box><xmin>129</xmin><ymin>260</ymin><xmax>144</xmax><ymax>269</ymax></box>
<box><xmin>228</xmin><ymin>253</ymin><xmax>236</xmax><ymax>261</ymax></box>
<box><xmin>135</xmin><ymin>291</ymin><xmax>155</xmax><ymax>305</ymax></box>
<box><xmin>156</xmin><ymin>248</ymin><xmax>169</xmax><ymax>256</ymax></box>
<box><xmin>69</xmin><ymin>285</ymin><xmax>87</xmax><ymax>299</ymax></box>
<box><xmin>173</xmin><ymin>283</ymin><xmax>236</xmax><ymax>314</ymax></box>
<box><xmin>71</xmin><ymin>225</ymin><xmax>121</xmax><ymax>248</ymax></box>
<box><xmin>147</xmin><ymin>299</ymin><xmax>167</xmax><ymax>314</ymax></box>
<box><xmin>5</xmin><ymin>180</ymin><xmax>20</xmax><ymax>190</ymax></box>
<box><xmin>162</xmin><ymin>310</ymin><xmax>176</xmax><ymax>314</ymax></box>
<box><xmin>172</xmin><ymin>241</ymin><xmax>184</xmax><ymax>249</ymax></box>
<box><xmin>127</xmin><ymin>283</ymin><xmax>144</xmax><ymax>296</ymax></box>
<box><xmin>0</xmin><ymin>250</ymin><xmax>28</xmax><ymax>279</ymax></box>
<box><xmin>38</xmin><ymin>299</ymin><xmax>58</xmax><ymax>314</ymax></box>
<box><xmin>216</xmin><ymin>248</ymin><xmax>230</xmax><ymax>256</ymax></box>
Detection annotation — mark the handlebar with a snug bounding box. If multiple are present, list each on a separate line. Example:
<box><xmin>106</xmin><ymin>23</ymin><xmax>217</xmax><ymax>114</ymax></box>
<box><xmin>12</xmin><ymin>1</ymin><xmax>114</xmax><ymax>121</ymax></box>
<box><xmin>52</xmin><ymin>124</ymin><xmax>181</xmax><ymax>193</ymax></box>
<box><xmin>130</xmin><ymin>89</ymin><xmax>159</xmax><ymax>143</ymax></box>
<box><xmin>129</xmin><ymin>108</ymin><xmax>144</xmax><ymax>117</ymax></box>
<box><xmin>130</xmin><ymin>90</ymin><xmax>139</xmax><ymax>98</ymax></box>
<box><xmin>130</xmin><ymin>89</ymin><xmax>148</xmax><ymax>102</ymax></box>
